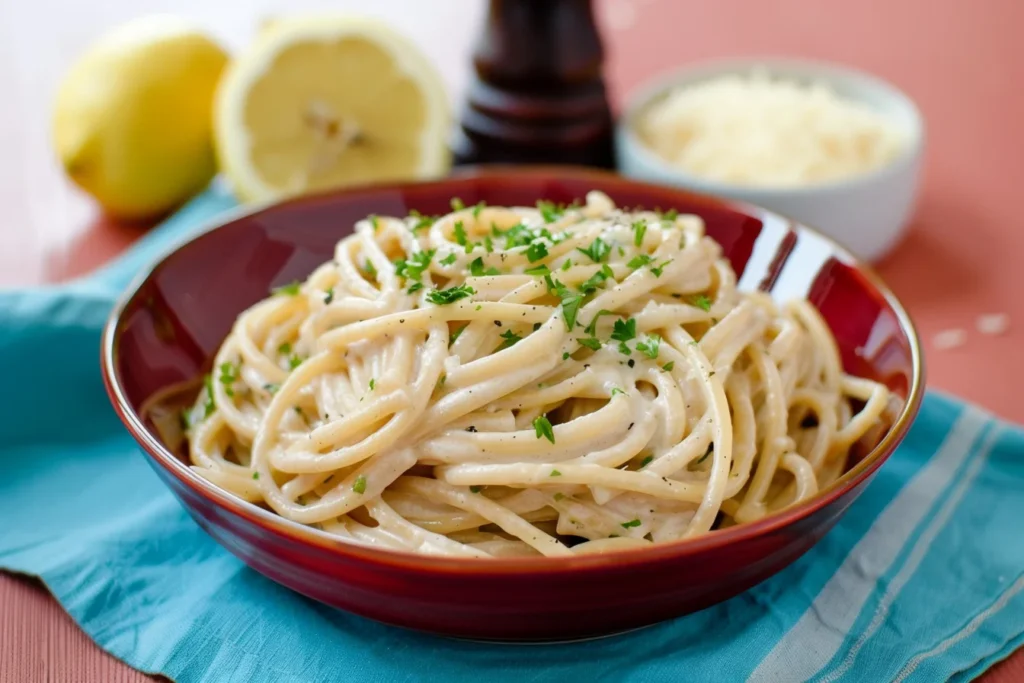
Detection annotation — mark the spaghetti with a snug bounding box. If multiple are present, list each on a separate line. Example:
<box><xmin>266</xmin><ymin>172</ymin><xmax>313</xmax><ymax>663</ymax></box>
<box><xmin>184</xmin><ymin>191</ymin><xmax>889</xmax><ymax>558</ymax></box>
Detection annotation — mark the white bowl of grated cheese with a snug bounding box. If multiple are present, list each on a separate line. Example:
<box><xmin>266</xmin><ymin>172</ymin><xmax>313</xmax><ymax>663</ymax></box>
<box><xmin>617</xmin><ymin>58</ymin><xmax>924</xmax><ymax>262</ymax></box>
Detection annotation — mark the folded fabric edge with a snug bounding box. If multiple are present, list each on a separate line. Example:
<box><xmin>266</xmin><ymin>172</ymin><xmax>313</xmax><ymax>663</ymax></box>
<box><xmin>1</xmin><ymin>568</ymin><xmax>167</xmax><ymax>679</ymax></box>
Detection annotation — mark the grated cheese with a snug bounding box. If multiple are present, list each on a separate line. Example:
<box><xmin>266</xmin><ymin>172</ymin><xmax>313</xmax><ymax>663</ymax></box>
<box><xmin>636</xmin><ymin>70</ymin><xmax>907</xmax><ymax>188</ymax></box>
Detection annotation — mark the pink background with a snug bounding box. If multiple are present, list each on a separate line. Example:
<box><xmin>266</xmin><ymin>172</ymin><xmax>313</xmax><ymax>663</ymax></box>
<box><xmin>1</xmin><ymin>0</ymin><xmax>1021</xmax><ymax>680</ymax></box>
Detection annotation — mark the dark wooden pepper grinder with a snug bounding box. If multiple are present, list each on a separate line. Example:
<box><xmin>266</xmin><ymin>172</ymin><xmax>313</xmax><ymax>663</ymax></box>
<box><xmin>451</xmin><ymin>0</ymin><xmax>617</xmax><ymax>169</ymax></box>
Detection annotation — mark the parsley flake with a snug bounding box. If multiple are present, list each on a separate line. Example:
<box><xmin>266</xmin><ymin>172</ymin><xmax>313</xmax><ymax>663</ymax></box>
<box><xmin>610</xmin><ymin>387</ymin><xmax>625</xmax><ymax>397</ymax></box>
<box><xmin>440</xmin><ymin>253</ymin><xmax>457</xmax><ymax>266</ymax></box>
<box><xmin>525</xmin><ymin>241</ymin><xmax>549</xmax><ymax>263</ymax></box>
<box><xmin>470</xmin><ymin>485</ymin><xmax>483</xmax><ymax>493</ymax></box>
<box><xmin>498</xmin><ymin>329</ymin><xmax>522</xmax><ymax>350</ymax></box>
<box><xmin>696</xmin><ymin>443</ymin><xmax>714</xmax><ymax>464</ymax></box>
<box><xmin>525</xmin><ymin>264</ymin><xmax>550</xmax><ymax>276</ymax></box>
<box><xmin>368</xmin><ymin>378</ymin><xmax>376</xmax><ymax>391</ymax></box>
<box><xmin>662</xmin><ymin>361</ymin><xmax>675</xmax><ymax>372</ymax></box>
<box><xmin>426</xmin><ymin>284</ymin><xmax>475</xmax><ymax>305</ymax></box>
<box><xmin>323</xmin><ymin>288</ymin><xmax>334</xmax><ymax>304</ymax></box>
<box><xmin>578</xmin><ymin>337</ymin><xmax>601</xmax><ymax>350</ymax></box>
<box><xmin>650</xmin><ymin>259</ymin><xmax>672</xmax><ymax>277</ymax></box>
<box><xmin>202</xmin><ymin>374</ymin><xmax>215</xmax><ymax>417</ymax></box>
<box><xmin>627</xmin><ymin>254</ymin><xmax>653</xmax><ymax>269</ymax></box>
<box><xmin>453</xmin><ymin>220</ymin><xmax>469</xmax><ymax>250</ymax></box>
<box><xmin>549</xmin><ymin>469</ymin><xmax>562</xmax><ymax>477</ymax></box>
<box><xmin>640</xmin><ymin>455</ymin><xmax>654</xmax><ymax>468</ymax></box>
<box><xmin>470</xmin><ymin>257</ymin><xmax>500</xmax><ymax>276</ymax></box>
<box><xmin>472</xmin><ymin>201</ymin><xmax>486</xmax><ymax>218</ymax></box>
<box><xmin>363</xmin><ymin>259</ymin><xmax>377</xmax><ymax>280</ymax></box>
<box><xmin>691</xmin><ymin>294</ymin><xmax>712</xmax><ymax>312</ymax></box>
<box><xmin>536</xmin><ymin>200</ymin><xmax>562</xmax><ymax>223</ymax></box>
<box><xmin>352</xmin><ymin>474</ymin><xmax>367</xmax><ymax>494</ymax></box>
<box><xmin>450</xmin><ymin>325</ymin><xmax>467</xmax><ymax>345</ymax></box>
<box><xmin>560</xmin><ymin>259</ymin><xmax>572</xmax><ymax>272</ymax></box>
<box><xmin>636</xmin><ymin>334</ymin><xmax>661</xmax><ymax>360</ymax></box>
<box><xmin>632</xmin><ymin>220</ymin><xmax>647</xmax><ymax>247</ymax></box>
<box><xmin>584</xmin><ymin>309</ymin><xmax>613</xmax><ymax>336</ymax></box>
<box><xmin>252</xmin><ymin>471</ymin><xmax>260</xmax><ymax>480</ymax></box>
<box><xmin>271</xmin><ymin>281</ymin><xmax>301</xmax><ymax>296</ymax></box>
<box><xmin>621</xmin><ymin>519</ymin><xmax>642</xmax><ymax>529</ymax></box>
<box><xmin>577</xmin><ymin>237</ymin><xmax>610</xmax><ymax>263</ymax></box>
<box><xmin>450</xmin><ymin>197</ymin><xmax>465</xmax><ymax>212</ymax></box>
<box><xmin>610</xmin><ymin>317</ymin><xmax>637</xmax><ymax>342</ymax></box>
<box><xmin>533</xmin><ymin>415</ymin><xmax>555</xmax><ymax>443</ymax></box>
<box><xmin>218</xmin><ymin>362</ymin><xmax>238</xmax><ymax>397</ymax></box>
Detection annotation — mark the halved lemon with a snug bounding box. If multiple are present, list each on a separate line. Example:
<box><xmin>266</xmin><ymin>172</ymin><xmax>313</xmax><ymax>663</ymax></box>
<box><xmin>214</xmin><ymin>16</ymin><xmax>451</xmax><ymax>203</ymax></box>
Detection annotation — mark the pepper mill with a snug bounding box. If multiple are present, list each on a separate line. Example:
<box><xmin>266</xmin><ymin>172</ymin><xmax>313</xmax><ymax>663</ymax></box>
<box><xmin>451</xmin><ymin>0</ymin><xmax>617</xmax><ymax>169</ymax></box>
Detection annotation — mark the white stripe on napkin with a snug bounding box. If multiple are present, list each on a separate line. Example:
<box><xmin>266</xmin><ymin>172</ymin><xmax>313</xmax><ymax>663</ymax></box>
<box><xmin>893</xmin><ymin>575</ymin><xmax>1024</xmax><ymax>682</ymax></box>
<box><xmin>817</xmin><ymin>424</ymin><xmax>1003</xmax><ymax>682</ymax></box>
<box><xmin>748</xmin><ymin>406</ymin><xmax>990</xmax><ymax>683</ymax></box>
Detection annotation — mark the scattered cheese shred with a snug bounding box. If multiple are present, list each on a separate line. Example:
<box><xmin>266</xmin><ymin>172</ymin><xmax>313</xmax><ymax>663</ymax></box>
<box><xmin>932</xmin><ymin>328</ymin><xmax>967</xmax><ymax>351</ymax></box>
<box><xmin>976</xmin><ymin>313</ymin><xmax>1010</xmax><ymax>337</ymax></box>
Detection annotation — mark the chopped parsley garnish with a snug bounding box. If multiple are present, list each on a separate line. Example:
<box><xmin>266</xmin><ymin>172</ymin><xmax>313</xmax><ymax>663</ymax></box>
<box><xmin>525</xmin><ymin>241</ymin><xmax>549</xmax><ymax>263</ymax></box>
<box><xmin>483</xmin><ymin>235</ymin><xmax>494</xmax><ymax>253</ymax></box>
<box><xmin>498</xmin><ymin>329</ymin><xmax>522</xmax><ymax>349</ymax></box>
<box><xmin>525</xmin><ymin>264</ymin><xmax>550</xmax><ymax>276</ymax></box>
<box><xmin>409</xmin><ymin>210</ymin><xmax>434</xmax><ymax>233</ymax></box>
<box><xmin>263</xmin><ymin>383</ymin><xmax>280</xmax><ymax>394</ymax></box>
<box><xmin>323</xmin><ymin>288</ymin><xmax>334</xmax><ymax>304</ymax></box>
<box><xmin>451</xmin><ymin>197</ymin><xmax>465</xmax><ymax>211</ymax></box>
<box><xmin>650</xmin><ymin>259</ymin><xmax>672</xmax><ymax>277</ymax></box>
<box><xmin>218</xmin><ymin>362</ymin><xmax>238</xmax><ymax>397</ymax></box>
<box><xmin>533</xmin><ymin>415</ymin><xmax>555</xmax><ymax>443</ymax></box>
<box><xmin>560</xmin><ymin>259</ymin><xmax>572</xmax><ymax>272</ymax></box>
<box><xmin>691</xmin><ymin>294</ymin><xmax>712</xmax><ymax>312</ymax></box>
<box><xmin>288</xmin><ymin>354</ymin><xmax>303</xmax><ymax>370</ymax></box>
<box><xmin>450</xmin><ymin>324</ymin><xmax>467</xmax><ymax>345</ymax></box>
<box><xmin>627</xmin><ymin>254</ymin><xmax>653</xmax><ymax>269</ymax></box>
<box><xmin>610</xmin><ymin>387</ymin><xmax>625</xmax><ymax>397</ymax></box>
<box><xmin>278</xmin><ymin>342</ymin><xmax>292</xmax><ymax>355</ymax></box>
<box><xmin>662</xmin><ymin>361</ymin><xmax>675</xmax><ymax>372</ymax></box>
<box><xmin>426</xmin><ymin>284</ymin><xmax>476</xmax><ymax>305</ymax></box>
<box><xmin>271</xmin><ymin>281</ymin><xmax>301</xmax><ymax>296</ymax></box>
<box><xmin>661</xmin><ymin>209</ymin><xmax>678</xmax><ymax>222</ymax></box>
<box><xmin>621</xmin><ymin>518</ymin><xmax>642</xmax><ymax>529</ymax></box>
<box><xmin>394</xmin><ymin>249</ymin><xmax>435</xmax><ymax>283</ymax></box>
<box><xmin>549</xmin><ymin>469</ymin><xmax>562</xmax><ymax>477</ymax></box>
<box><xmin>632</xmin><ymin>220</ymin><xmax>647</xmax><ymax>247</ymax></box>
<box><xmin>563</xmin><ymin>351</ymin><xmax>570</xmax><ymax>360</ymax></box>
<box><xmin>252</xmin><ymin>471</ymin><xmax>260</xmax><ymax>480</ymax></box>
<box><xmin>618</xmin><ymin>342</ymin><xmax>632</xmax><ymax>356</ymax></box>
<box><xmin>407</xmin><ymin>282</ymin><xmax>424</xmax><ymax>294</ymax></box>
<box><xmin>555</xmin><ymin>285</ymin><xmax>581</xmax><ymax>331</ymax></box>
<box><xmin>536</xmin><ymin>200</ymin><xmax>562</xmax><ymax>223</ymax></box>
<box><xmin>578</xmin><ymin>337</ymin><xmax>601</xmax><ymax>350</ymax></box>
<box><xmin>202</xmin><ymin>374</ymin><xmax>215</xmax><ymax>417</ymax></box>
<box><xmin>470</xmin><ymin>257</ymin><xmax>500</xmax><ymax>276</ymax></box>
<box><xmin>496</xmin><ymin>222</ymin><xmax>532</xmax><ymax>248</ymax></box>
<box><xmin>696</xmin><ymin>443</ymin><xmax>714</xmax><ymax>464</ymax></box>
<box><xmin>472</xmin><ymin>201</ymin><xmax>485</xmax><ymax>218</ymax></box>
<box><xmin>369</xmin><ymin>214</ymin><xmax>379</xmax><ymax>232</ymax></box>
<box><xmin>610</xmin><ymin>317</ymin><xmax>637</xmax><ymax>342</ymax></box>
<box><xmin>440</xmin><ymin>253</ymin><xmax>457</xmax><ymax>266</ymax></box>
<box><xmin>640</xmin><ymin>455</ymin><xmax>654</xmax><ymax>468</ymax></box>
<box><xmin>576</xmin><ymin>237</ymin><xmax>610</xmax><ymax>263</ymax></box>
<box><xmin>470</xmin><ymin>485</ymin><xmax>483</xmax><ymax>493</ymax></box>
<box><xmin>636</xmin><ymin>334</ymin><xmax>661</xmax><ymax>360</ymax></box>
<box><xmin>368</xmin><ymin>378</ymin><xmax>376</xmax><ymax>391</ymax></box>
<box><xmin>584</xmin><ymin>309</ymin><xmax>613</xmax><ymax>336</ymax></box>
<box><xmin>352</xmin><ymin>474</ymin><xmax>367</xmax><ymax>494</ymax></box>
<box><xmin>578</xmin><ymin>263</ymin><xmax>615</xmax><ymax>294</ymax></box>
<box><xmin>453</xmin><ymin>220</ymin><xmax>469</xmax><ymax>250</ymax></box>
<box><xmin>363</xmin><ymin>259</ymin><xmax>377</xmax><ymax>280</ymax></box>
<box><xmin>553</xmin><ymin>492</ymin><xmax>565</xmax><ymax>501</ymax></box>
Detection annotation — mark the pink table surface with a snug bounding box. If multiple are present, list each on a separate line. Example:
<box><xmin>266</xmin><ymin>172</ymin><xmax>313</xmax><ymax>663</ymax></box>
<box><xmin>1</xmin><ymin>0</ymin><xmax>1022</xmax><ymax>681</ymax></box>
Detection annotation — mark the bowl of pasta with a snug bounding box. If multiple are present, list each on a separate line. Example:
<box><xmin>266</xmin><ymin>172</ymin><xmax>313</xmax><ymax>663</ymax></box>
<box><xmin>102</xmin><ymin>166</ymin><xmax>923</xmax><ymax>641</ymax></box>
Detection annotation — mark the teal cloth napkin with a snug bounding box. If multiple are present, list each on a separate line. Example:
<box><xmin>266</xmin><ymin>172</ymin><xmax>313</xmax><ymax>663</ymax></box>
<box><xmin>2</xmin><ymin>186</ymin><xmax>1022</xmax><ymax>683</ymax></box>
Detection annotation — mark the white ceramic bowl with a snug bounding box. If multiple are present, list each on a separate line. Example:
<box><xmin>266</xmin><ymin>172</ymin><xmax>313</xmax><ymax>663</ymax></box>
<box><xmin>616</xmin><ymin>58</ymin><xmax>925</xmax><ymax>262</ymax></box>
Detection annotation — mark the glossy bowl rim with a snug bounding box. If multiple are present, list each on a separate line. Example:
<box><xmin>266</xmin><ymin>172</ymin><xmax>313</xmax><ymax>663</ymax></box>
<box><xmin>616</xmin><ymin>56</ymin><xmax>926</xmax><ymax>197</ymax></box>
<box><xmin>101</xmin><ymin>165</ymin><xmax>925</xmax><ymax>576</ymax></box>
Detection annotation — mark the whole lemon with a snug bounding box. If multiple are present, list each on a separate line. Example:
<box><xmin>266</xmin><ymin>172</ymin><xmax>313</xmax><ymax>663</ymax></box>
<box><xmin>52</xmin><ymin>15</ymin><xmax>229</xmax><ymax>220</ymax></box>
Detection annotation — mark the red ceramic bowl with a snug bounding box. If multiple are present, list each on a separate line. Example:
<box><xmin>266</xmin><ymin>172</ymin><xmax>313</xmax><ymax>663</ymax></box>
<box><xmin>101</xmin><ymin>167</ymin><xmax>923</xmax><ymax>642</ymax></box>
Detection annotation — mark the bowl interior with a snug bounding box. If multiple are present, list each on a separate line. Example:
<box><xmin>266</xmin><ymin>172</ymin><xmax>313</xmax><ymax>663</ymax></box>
<box><xmin>110</xmin><ymin>168</ymin><xmax>920</xmax><ymax>534</ymax></box>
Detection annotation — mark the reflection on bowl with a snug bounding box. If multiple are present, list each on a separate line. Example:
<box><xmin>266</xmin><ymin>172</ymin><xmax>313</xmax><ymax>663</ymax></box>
<box><xmin>617</xmin><ymin>58</ymin><xmax>925</xmax><ymax>262</ymax></box>
<box><xmin>102</xmin><ymin>167</ymin><xmax>923</xmax><ymax>641</ymax></box>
